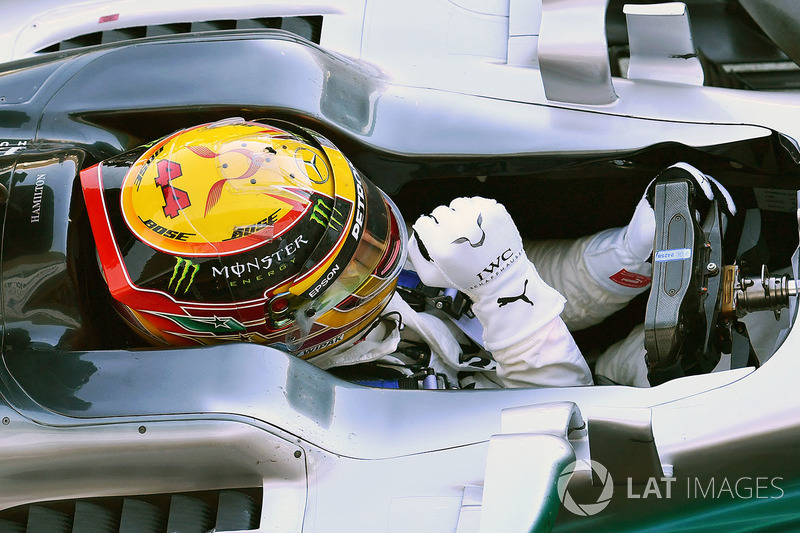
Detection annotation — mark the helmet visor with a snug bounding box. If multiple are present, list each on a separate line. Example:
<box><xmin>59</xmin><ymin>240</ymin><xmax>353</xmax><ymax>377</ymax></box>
<box><xmin>286</xmin><ymin>187</ymin><xmax>406</xmax><ymax>350</ymax></box>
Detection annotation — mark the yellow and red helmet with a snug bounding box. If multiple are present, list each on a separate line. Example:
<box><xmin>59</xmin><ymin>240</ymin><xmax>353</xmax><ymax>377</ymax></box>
<box><xmin>80</xmin><ymin>118</ymin><xmax>406</xmax><ymax>359</ymax></box>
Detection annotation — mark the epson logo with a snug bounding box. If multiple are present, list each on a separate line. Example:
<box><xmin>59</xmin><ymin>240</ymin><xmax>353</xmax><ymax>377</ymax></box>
<box><xmin>309</xmin><ymin>264</ymin><xmax>340</xmax><ymax>298</ymax></box>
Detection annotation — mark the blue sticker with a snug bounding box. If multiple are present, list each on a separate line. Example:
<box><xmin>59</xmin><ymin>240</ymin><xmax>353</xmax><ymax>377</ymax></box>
<box><xmin>654</xmin><ymin>248</ymin><xmax>692</xmax><ymax>262</ymax></box>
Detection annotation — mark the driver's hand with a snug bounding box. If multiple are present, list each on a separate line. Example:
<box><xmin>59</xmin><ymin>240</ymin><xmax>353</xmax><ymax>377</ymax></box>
<box><xmin>408</xmin><ymin>197</ymin><xmax>523</xmax><ymax>301</ymax></box>
<box><xmin>408</xmin><ymin>197</ymin><xmax>567</xmax><ymax>351</ymax></box>
<box><xmin>627</xmin><ymin>162</ymin><xmax>737</xmax><ymax>262</ymax></box>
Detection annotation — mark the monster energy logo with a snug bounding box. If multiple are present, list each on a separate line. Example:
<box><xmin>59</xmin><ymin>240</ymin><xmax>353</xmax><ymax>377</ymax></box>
<box><xmin>310</xmin><ymin>198</ymin><xmax>344</xmax><ymax>230</ymax></box>
<box><xmin>169</xmin><ymin>257</ymin><xmax>199</xmax><ymax>294</ymax></box>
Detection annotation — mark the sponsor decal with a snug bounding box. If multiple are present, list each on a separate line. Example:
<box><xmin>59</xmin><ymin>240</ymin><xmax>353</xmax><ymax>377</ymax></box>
<box><xmin>295</xmin><ymin>146</ymin><xmax>330</xmax><ymax>184</ymax></box>
<box><xmin>30</xmin><ymin>173</ymin><xmax>46</xmax><ymax>223</ymax></box>
<box><xmin>225</xmin><ymin>209</ymin><xmax>281</xmax><ymax>240</ymax></box>
<box><xmin>497</xmin><ymin>278</ymin><xmax>534</xmax><ymax>307</ymax></box>
<box><xmin>654</xmin><ymin>248</ymin><xmax>692</xmax><ymax>262</ymax></box>
<box><xmin>212</xmin><ymin>234</ymin><xmax>308</xmax><ymax>281</ymax></box>
<box><xmin>139</xmin><ymin>217</ymin><xmax>194</xmax><ymax>241</ymax></box>
<box><xmin>169</xmin><ymin>257</ymin><xmax>199</xmax><ymax>294</ymax></box>
<box><xmin>308</xmin><ymin>263</ymin><xmax>340</xmax><ymax>298</ymax></box>
<box><xmin>609</xmin><ymin>269</ymin><xmax>651</xmax><ymax>289</ymax></box>
<box><xmin>351</xmin><ymin>171</ymin><xmax>365</xmax><ymax>240</ymax></box>
<box><xmin>133</xmin><ymin>146</ymin><xmax>164</xmax><ymax>190</ymax></box>
<box><xmin>298</xmin><ymin>333</ymin><xmax>345</xmax><ymax>357</ymax></box>
<box><xmin>472</xmin><ymin>248</ymin><xmax>521</xmax><ymax>288</ymax></box>
<box><xmin>310</xmin><ymin>198</ymin><xmax>345</xmax><ymax>230</ymax></box>
<box><xmin>0</xmin><ymin>140</ymin><xmax>28</xmax><ymax>157</ymax></box>
<box><xmin>451</xmin><ymin>213</ymin><xmax>486</xmax><ymax>248</ymax></box>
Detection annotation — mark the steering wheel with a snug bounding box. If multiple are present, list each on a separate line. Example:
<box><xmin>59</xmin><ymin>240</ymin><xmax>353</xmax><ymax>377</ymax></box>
<box><xmin>643</xmin><ymin>175</ymin><xmax>725</xmax><ymax>385</ymax></box>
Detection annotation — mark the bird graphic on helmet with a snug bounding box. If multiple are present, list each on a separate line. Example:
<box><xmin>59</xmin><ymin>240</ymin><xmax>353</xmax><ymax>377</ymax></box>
<box><xmin>187</xmin><ymin>144</ymin><xmax>274</xmax><ymax>215</ymax></box>
<box><xmin>187</xmin><ymin>142</ymin><xmax>326</xmax><ymax>218</ymax></box>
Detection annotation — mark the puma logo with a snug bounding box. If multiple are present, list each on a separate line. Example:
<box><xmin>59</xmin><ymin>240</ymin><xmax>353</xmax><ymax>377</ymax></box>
<box><xmin>451</xmin><ymin>213</ymin><xmax>485</xmax><ymax>248</ymax></box>
<box><xmin>497</xmin><ymin>279</ymin><xmax>534</xmax><ymax>308</ymax></box>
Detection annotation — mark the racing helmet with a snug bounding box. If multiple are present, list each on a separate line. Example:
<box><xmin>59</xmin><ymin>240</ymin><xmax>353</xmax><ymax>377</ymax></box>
<box><xmin>80</xmin><ymin>118</ymin><xmax>406</xmax><ymax>359</ymax></box>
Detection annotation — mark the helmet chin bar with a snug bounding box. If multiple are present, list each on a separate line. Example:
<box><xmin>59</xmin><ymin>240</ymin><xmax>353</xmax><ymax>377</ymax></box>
<box><xmin>644</xmin><ymin>178</ymin><xmax>797</xmax><ymax>386</ymax></box>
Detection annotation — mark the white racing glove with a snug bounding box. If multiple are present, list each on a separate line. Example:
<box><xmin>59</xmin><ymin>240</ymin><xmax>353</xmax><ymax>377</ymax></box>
<box><xmin>408</xmin><ymin>197</ymin><xmax>567</xmax><ymax>352</ymax></box>
<box><xmin>583</xmin><ymin>162</ymin><xmax>736</xmax><ymax>296</ymax></box>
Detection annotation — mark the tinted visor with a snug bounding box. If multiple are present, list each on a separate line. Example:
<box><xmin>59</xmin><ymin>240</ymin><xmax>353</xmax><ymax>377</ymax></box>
<box><xmin>286</xmin><ymin>185</ymin><xmax>406</xmax><ymax>349</ymax></box>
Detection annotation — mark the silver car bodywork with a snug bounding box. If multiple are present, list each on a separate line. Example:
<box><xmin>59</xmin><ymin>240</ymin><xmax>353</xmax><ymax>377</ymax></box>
<box><xmin>1</xmin><ymin>0</ymin><xmax>800</xmax><ymax>531</ymax></box>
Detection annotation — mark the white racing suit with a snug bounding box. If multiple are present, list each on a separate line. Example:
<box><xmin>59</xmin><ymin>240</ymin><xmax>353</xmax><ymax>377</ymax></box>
<box><xmin>309</xmin><ymin>163</ymin><xmax>732</xmax><ymax>389</ymax></box>
<box><xmin>310</xmin><ymin>226</ymin><xmax>651</xmax><ymax>389</ymax></box>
